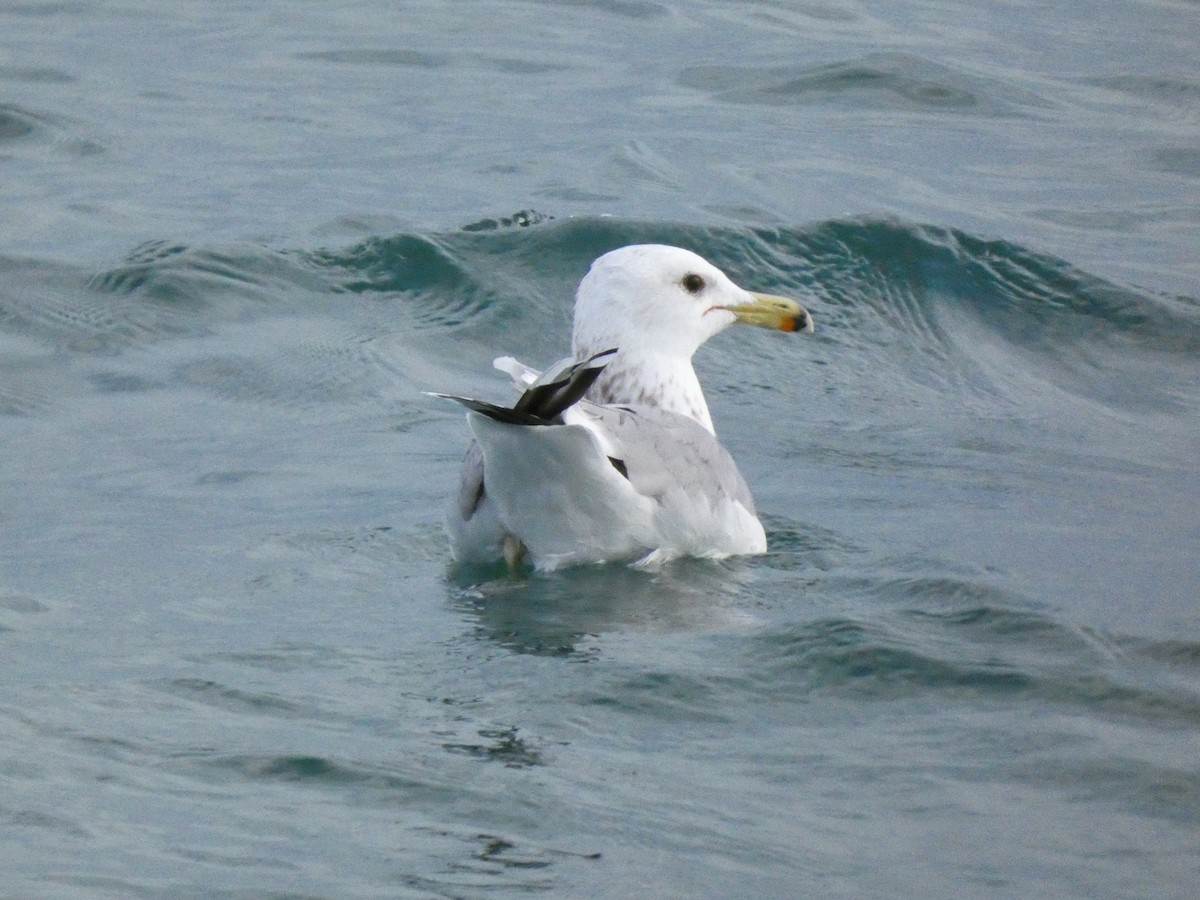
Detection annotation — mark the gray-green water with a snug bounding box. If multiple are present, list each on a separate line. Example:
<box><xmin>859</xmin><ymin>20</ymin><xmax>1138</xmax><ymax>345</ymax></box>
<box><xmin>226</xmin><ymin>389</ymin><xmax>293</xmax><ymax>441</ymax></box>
<box><xmin>3</xmin><ymin>2</ymin><xmax>1198</xmax><ymax>897</ymax></box>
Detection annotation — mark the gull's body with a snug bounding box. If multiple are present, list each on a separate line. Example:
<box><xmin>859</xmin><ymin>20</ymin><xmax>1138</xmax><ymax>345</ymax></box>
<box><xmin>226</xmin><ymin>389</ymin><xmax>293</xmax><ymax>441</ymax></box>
<box><xmin>437</xmin><ymin>244</ymin><xmax>812</xmax><ymax>571</ymax></box>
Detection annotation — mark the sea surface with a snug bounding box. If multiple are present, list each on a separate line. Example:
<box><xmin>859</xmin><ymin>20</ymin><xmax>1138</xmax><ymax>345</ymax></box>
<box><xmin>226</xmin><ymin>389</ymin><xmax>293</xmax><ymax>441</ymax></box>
<box><xmin>2</xmin><ymin>1</ymin><xmax>1199</xmax><ymax>897</ymax></box>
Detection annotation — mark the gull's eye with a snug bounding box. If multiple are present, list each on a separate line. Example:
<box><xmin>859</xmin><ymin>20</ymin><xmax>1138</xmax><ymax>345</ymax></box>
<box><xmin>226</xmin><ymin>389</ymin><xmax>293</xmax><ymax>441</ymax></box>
<box><xmin>681</xmin><ymin>273</ymin><xmax>705</xmax><ymax>294</ymax></box>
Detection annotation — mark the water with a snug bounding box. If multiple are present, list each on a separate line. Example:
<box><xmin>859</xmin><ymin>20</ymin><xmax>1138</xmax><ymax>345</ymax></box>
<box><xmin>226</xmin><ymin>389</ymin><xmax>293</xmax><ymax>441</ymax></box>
<box><xmin>2</xmin><ymin>1</ymin><xmax>1198</xmax><ymax>897</ymax></box>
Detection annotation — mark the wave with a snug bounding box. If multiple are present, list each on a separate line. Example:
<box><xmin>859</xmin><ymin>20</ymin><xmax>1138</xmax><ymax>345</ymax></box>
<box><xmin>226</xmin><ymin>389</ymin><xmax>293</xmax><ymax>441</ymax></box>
<box><xmin>0</xmin><ymin>101</ymin><xmax>101</xmax><ymax>156</ymax></box>
<box><xmin>54</xmin><ymin>213</ymin><xmax>1200</xmax><ymax>359</ymax></box>
<box><xmin>765</xmin><ymin>217</ymin><xmax>1200</xmax><ymax>414</ymax></box>
<box><xmin>678</xmin><ymin>53</ymin><xmax>1053</xmax><ymax>118</ymax></box>
<box><xmin>746</xmin><ymin>580</ymin><xmax>1200</xmax><ymax>727</ymax></box>
<box><xmin>5</xmin><ymin>214</ymin><xmax>1197</xmax><ymax>425</ymax></box>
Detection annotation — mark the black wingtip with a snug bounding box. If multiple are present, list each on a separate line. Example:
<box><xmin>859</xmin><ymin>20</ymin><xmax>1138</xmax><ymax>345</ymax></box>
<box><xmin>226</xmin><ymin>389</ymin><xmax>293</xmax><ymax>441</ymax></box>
<box><xmin>510</xmin><ymin>347</ymin><xmax>618</xmax><ymax>422</ymax></box>
<box><xmin>431</xmin><ymin>348</ymin><xmax>619</xmax><ymax>426</ymax></box>
<box><xmin>427</xmin><ymin>392</ymin><xmax>547</xmax><ymax>425</ymax></box>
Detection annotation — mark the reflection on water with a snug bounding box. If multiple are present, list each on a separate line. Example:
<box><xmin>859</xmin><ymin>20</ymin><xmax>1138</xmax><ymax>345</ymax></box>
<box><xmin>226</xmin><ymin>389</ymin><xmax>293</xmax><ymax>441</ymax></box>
<box><xmin>449</xmin><ymin>557</ymin><xmax>762</xmax><ymax>656</ymax></box>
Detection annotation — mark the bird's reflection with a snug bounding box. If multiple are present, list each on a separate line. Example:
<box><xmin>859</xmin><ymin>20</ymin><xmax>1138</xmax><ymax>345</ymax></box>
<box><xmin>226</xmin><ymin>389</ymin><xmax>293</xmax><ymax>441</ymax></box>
<box><xmin>447</xmin><ymin>558</ymin><xmax>762</xmax><ymax>657</ymax></box>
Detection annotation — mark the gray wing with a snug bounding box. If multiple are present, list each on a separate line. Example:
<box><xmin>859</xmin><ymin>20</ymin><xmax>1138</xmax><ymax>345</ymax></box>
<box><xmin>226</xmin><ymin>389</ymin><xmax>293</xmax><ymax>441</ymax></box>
<box><xmin>582</xmin><ymin>404</ymin><xmax>757</xmax><ymax>514</ymax></box>
<box><xmin>456</xmin><ymin>439</ymin><xmax>486</xmax><ymax>520</ymax></box>
<box><xmin>445</xmin><ymin>437</ymin><xmax>509</xmax><ymax>565</ymax></box>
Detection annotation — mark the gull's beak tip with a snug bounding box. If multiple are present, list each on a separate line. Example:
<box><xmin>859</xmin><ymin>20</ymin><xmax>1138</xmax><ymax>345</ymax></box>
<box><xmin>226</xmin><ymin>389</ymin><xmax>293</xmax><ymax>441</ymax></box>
<box><xmin>732</xmin><ymin>292</ymin><xmax>815</xmax><ymax>334</ymax></box>
<box><xmin>789</xmin><ymin>308</ymin><xmax>814</xmax><ymax>334</ymax></box>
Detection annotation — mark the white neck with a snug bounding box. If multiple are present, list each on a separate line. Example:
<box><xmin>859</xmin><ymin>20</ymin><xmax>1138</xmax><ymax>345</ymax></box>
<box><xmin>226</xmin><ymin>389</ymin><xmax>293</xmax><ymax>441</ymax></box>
<box><xmin>583</xmin><ymin>351</ymin><xmax>715</xmax><ymax>433</ymax></box>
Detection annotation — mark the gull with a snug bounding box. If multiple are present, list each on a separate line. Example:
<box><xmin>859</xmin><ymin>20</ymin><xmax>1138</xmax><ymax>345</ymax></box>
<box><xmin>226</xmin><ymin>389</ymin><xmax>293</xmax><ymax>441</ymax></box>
<box><xmin>432</xmin><ymin>244</ymin><xmax>812</xmax><ymax>571</ymax></box>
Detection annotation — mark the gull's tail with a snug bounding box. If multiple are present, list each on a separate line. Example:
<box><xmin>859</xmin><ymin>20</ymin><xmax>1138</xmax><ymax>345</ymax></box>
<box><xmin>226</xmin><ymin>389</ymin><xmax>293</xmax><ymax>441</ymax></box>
<box><xmin>428</xmin><ymin>348</ymin><xmax>616</xmax><ymax>426</ymax></box>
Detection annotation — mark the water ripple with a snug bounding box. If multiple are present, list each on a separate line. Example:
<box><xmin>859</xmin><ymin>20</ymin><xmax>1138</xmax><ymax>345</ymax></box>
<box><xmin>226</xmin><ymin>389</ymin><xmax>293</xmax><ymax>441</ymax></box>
<box><xmin>307</xmin><ymin>234</ymin><xmax>493</xmax><ymax>331</ymax></box>
<box><xmin>679</xmin><ymin>53</ymin><xmax>1052</xmax><ymax>117</ymax></box>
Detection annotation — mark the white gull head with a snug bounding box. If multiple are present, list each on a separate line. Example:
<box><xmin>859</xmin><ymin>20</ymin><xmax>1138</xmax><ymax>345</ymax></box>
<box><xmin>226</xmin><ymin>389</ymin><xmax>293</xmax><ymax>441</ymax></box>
<box><xmin>570</xmin><ymin>244</ymin><xmax>811</xmax><ymax>433</ymax></box>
